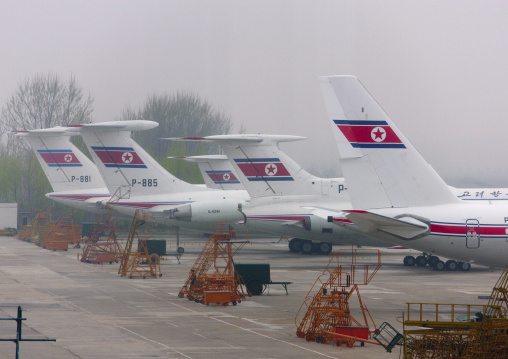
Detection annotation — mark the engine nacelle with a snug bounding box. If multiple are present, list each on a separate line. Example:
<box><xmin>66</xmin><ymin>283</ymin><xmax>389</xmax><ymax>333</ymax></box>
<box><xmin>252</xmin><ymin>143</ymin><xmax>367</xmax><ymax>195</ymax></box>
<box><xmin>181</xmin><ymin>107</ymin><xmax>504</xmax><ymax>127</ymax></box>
<box><xmin>164</xmin><ymin>200</ymin><xmax>245</xmax><ymax>224</ymax></box>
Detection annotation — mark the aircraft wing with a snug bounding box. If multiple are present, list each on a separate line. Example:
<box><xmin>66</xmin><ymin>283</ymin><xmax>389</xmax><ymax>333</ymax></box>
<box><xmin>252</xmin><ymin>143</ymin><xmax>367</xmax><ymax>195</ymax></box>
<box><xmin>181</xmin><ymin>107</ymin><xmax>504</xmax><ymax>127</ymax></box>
<box><xmin>343</xmin><ymin>210</ymin><xmax>430</xmax><ymax>240</ymax></box>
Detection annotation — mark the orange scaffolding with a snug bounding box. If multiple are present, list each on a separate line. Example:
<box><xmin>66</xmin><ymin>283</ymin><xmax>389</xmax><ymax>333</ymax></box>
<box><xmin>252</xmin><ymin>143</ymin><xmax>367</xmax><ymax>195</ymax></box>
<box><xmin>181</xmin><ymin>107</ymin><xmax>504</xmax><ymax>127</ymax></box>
<box><xmin>118</xmin><ymin>209</ymin><xmax>161</xmax><ymax>279</ymax></box>
<box><xmin>80</xmin><ymin>210</ymin><xmax>123</xmax><ymax>264</ymax></box>
<box><xmin>41</xmin><ymin>212</ymin><xmax>81</xmax><ymax>250</ymax></box>
<box><xmin>17</xmin><ymin>208</ymin><xmax>53</xmax><ymax>244</ymax></box>
<box><xmin>179</xmin><ymin>223</ymin><xmax>249</xmax><ymax>305</ymax></box>
<box><xmin>295</xmin><ymin>249</ymin><xmax>381</xmax><ymax>348</ymax></box>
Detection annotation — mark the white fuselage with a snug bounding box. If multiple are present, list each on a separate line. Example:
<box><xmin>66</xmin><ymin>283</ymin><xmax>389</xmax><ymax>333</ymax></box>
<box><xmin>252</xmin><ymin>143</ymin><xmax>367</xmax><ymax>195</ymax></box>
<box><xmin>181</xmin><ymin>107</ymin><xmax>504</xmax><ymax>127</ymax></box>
<box><xmin>241</xmin><ymin>195</ymin><xmax>381</xmax><ymax>246</ymax></box>
<box><xmin>353</xmin><ymin>202</ymin><xmax>508</xmax><ymax>267</ymax></box>
<box><xmin>104</xmin><ymin>190</ymin><xmax>249</xmax><ymax>232</ymax></box>
<box><xmin>46</xmin><ymin>189</ymin><xmax>111</xmax><ymax>213</ymax></box>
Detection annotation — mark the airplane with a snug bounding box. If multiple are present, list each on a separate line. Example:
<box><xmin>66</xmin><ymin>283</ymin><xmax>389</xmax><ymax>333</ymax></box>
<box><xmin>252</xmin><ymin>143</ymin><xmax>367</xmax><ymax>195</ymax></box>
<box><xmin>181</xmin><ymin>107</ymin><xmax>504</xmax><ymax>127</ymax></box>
<box><xmin>24</xmin><ymin>121</ymin><xmax>506</xmax><ymax>260</ymax></box>
<box><xmin>20</xmin><ymin>122</ymin><xmax>368</xmax><ymax>254</ymax></box>
<box><xmin>320</xmin><ymin>75</ymin><xmax>508</xmax><ymax>270</ymax></box>
<box><xmin>166</xmin><ymin>134</ymin><xmax>508</xmax><ymax>257</ymax></box>
<box><xmin>16</xmin><ymin>128</ymin><xmax>110</xmax><ymax>213</ymax></box>
<box><xmin>64</xmin><ymin>121</ymin><xmax>250</xmax><ymax>234</ymax></box>
<box><xmin>165</xmin><ymin>134</ymin><xmax>387</xmax><ymax>254</ymax></box>
<box><xmin>168</xmin><ymin>155</ymin><xmax>245</xmax><ymax>190</ymax></box>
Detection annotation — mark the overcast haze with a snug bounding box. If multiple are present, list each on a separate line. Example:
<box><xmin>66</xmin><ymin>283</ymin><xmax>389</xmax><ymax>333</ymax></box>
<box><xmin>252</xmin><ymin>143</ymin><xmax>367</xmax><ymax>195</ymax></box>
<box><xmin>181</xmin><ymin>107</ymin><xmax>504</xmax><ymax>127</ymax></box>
<box><xmin>2</xmin><ymin>1</ymin><xmax>508</xmax><ymax>186</ymax></box>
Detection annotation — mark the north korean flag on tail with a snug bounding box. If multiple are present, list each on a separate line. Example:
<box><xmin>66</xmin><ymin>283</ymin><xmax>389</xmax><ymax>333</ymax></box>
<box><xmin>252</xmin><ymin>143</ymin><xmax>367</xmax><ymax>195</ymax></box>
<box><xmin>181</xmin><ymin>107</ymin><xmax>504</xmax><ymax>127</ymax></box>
<box><xmin>333</xmin><ymin>120</ymin><xmax>406</xmax><ymax>149</ymax></box>
<box><xmin>38</xmin><ymin>150</ymin><xmax>82</xmax><ymax>167</ymax></box>
<box><xmin>234</xmin><ymin>158</ymin><xmax>293</xmax><ymax>181</ymax></box>
<box><xmin>91</xmin><ymin>146</ymin><xmax>147</xmax><ymax>168</ymax></box>
<box><xmin>206</xmin><ymin>171</ymin><xmax>240</xmax><ymax>184</ymax></box>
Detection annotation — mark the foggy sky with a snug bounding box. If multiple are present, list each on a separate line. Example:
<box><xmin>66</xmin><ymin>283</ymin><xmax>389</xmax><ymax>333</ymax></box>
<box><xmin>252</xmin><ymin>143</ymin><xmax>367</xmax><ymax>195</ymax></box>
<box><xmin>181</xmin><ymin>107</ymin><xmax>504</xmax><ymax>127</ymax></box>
<box><xmin>2</xmin><ymin>1</ymin><xmax>508</xmax><ymax>187</ymax></box>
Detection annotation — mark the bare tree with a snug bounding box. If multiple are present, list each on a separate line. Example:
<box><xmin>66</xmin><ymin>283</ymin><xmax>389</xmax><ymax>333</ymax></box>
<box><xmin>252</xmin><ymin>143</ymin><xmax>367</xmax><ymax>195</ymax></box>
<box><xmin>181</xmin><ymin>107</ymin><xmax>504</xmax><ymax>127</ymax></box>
<box><xmin>0</xmin><ymin>74</ymin><xmax>93</xmax><ymax>215</ymax></box>
<box><xmin>123</xmin><ymin>92</ymin><xmax>232</xmax><ymax>183</ymax></box>
<box><xmin>1</xmin><ymin>73</ymin><xmax>94</xmax><ymax>154</ymax></box>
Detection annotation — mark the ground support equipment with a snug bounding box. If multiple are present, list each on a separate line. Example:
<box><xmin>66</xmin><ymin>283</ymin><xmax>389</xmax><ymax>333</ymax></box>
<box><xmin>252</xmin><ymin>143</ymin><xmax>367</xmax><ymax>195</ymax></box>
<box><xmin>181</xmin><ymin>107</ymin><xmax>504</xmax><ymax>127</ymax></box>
<box><xmin>295</xmin><ymin>249</ymin><xmax>381</xmax><ymax>348</ymax></box>
<box><xmin>80</xmin><ymin>210</ymin><xmax>123</xmax><ymax>264</ymax></box>
<box><xmin>118</xmin><ymin>210</ymin><xmax>161</xmax><ymax>279</ymax></box>
<box><xmin>178</xmin><ymin>223</ymin><xmax>249</xmax><ymax>305</ymax></box>
<box><xmin>41</xmin><ymin>212</ymin><xmax>81</xmax><ymax>250</ymax></box>
<box><xmin>17</xmin><ymin>208</ymin><xmax>53</xmax><ymax>244</ymax></box>
<box><xmin>234</xmin><ymin>263</ymin><xmax>292</xmax><ymax>295</ymax></box>
<box><xmin>393</xmin><ymin>265</ymin><xmax>508</xmax><ymax>358</ymax></box>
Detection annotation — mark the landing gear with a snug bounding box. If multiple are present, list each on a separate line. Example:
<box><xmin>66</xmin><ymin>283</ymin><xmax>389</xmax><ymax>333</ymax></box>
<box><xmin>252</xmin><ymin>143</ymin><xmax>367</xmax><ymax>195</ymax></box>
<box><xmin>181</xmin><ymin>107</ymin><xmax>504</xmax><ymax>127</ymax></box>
<box><xmin>317</xmin><ymin>242</ymin><xmax>333</xmax><ymax>255</ymax></box>
<box><xmin>403</xmin><ymin>253</ymin><xmax>471</xmax><ymax>272</ymax></box>
<box><xmin>445</xmin><ymin>260</ymin><xmax>458</xmax><ymax>271</ymax></box>
<box><xmin>403</xmin><ymin>255</ymin><xmax>416</xmax><ymax>266</ymax></box>
<box><xmin>427</xmin><ymin>255</ymin><xmax>440</xmax><ymax>268</ymax></box>
<box><xmin>457</xmin><ymin>261</ymin><xmax>471</xmax><ymax>271</ymax></box>
<box><xmin>301</xmin><ymin>240</ymin><xmax>313</xmax><ymax>255</ymax></box>
<box><xmin>288</xmin><ymin>238</ymin><xmax>302</xmax><ymax>253</ymax></box>
<box><xmin>415</xmin><ymin>255</ymin><xmax>428</xmax><ymax>267</ymax></box>
<box><xmin>433</xmin><ymin>260</ymin><xmax>445</xmax><ymax>271</ymax></box>
<box><xmin>288</xmin><ymin>238</ymin><xmax>333</xmax><ymax>255</ymax></box>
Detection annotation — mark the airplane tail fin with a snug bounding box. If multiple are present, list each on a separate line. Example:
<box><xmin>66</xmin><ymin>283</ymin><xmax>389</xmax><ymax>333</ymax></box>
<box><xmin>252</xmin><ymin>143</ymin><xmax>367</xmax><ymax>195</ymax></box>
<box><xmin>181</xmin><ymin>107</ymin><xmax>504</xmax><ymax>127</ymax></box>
<box><xmin>320</xmin><ymin>75</ymin><xmax>459</xmax><ymax>209</ymax></box>
<box><xmin>169</xmin><ymin>155</ymin><xmax>244</xmax><ymax>190</ymax></box>
<box><xmin>165</xmin><ymin>134</ymin><xmax>336</xmax><ymax>198</ymax></box>
<box><xmin>16</xmin><ymin>128</ymin><xmax>106</xmax><ymax>192</ymax></box>
<box><xmin>67</xmin><ymin>121</ymin><xmax>206</xmax><ymax>197</ymax></box>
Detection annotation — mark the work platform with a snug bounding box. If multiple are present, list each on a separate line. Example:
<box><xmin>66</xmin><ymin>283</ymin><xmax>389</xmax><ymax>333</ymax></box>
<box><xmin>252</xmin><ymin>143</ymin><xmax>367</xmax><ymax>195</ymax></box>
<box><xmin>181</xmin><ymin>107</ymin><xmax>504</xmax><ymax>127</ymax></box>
<box><xmin>0</xmin><ymin>235</ymin><xmax>501</xmax><ymax>359</ymax></box>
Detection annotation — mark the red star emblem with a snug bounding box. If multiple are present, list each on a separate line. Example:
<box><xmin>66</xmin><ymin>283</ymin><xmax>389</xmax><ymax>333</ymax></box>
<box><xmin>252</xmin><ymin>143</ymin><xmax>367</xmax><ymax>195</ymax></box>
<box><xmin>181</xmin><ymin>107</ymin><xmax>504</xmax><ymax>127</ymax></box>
<box><xmin>371</xmin><ymin>127</ymin><xmax>386</xmax><ymax>142</ymax></box>
<box><xmin>122</xmin><ymin>152</ymin><xmax>133</xmax><ymax>163</ymax></box>
<box><xmin>265</xmin><ymin>163</ymin><xmax>277</xmax><ymax>176</ymax></box>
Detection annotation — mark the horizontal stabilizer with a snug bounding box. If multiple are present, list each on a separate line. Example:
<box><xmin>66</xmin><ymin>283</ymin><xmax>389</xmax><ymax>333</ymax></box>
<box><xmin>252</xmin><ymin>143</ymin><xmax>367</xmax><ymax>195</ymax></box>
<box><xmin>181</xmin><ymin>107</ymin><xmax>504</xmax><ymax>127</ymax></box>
<box><xmin>163</xmin><ymin>134</ymin><xmax>306</xmax><ymax>146</ymax></box>
<box><xmin>344</xmin><ymin>210</ymin><xmax>429</xmax><ymax>240</ymax></box>
<box><xmin>168</xmin><ymin>155</ymin><xmax>229</xmax><ymax>162</ymax></box>
<box><xmin>66</xmin><ymin>120</ymin><xmax>158</xmax><ymax>132</ymax></box>
<box><xmin>165</xmin><ymin>134</ymin><xmax>319</xmax><ymax>197</ymax></box>
<box><xmin>15</xmin><ymin>127</ymin><xmax>76</xmax><ymax>136</ymax></box>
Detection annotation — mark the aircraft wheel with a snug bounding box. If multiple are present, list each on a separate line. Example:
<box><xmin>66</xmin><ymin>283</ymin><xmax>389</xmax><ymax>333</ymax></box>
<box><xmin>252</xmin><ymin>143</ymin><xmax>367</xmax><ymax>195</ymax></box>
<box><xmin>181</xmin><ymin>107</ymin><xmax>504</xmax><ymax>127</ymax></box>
<box><xmin>457</xmin><ymin>262</ymin><xmax>471</xmax><ymax>271</ymax></box>
<box><xmin>301</xmin><ymin>240</ymin><xmax>313</xmax><ymax>255</ymax></box>
<box><xmin>318</xmin><ymin>242</ymin><xmax>333</xmax><ymax>255</ymax></box>
<box><xmin>427</xmin><ymin>255</ymin><xmax>440</xmax><ymax>267</ymax></box>
<box><xmin>433</xmin><ymin>260</ymin><xmax>445</xmax><ymax>271</ymax></box>
<box><xmin>289</xmin><ymin>238</ymin><xmax>302</xmax><ymax>253</ymax></box>
<box><xmin>415</xmin><ymin>256</ymin><xmax>428</xmax><ymax>267</ymax></box>
<box><xmin>403</xmin><ymin>255</ymin><xmax>416</xmax><ymax>266</ymax></box>
<box><xmin>445</xmin><ymin>260</ymin><xmax>457</xmax><ymax>271</ymax></box>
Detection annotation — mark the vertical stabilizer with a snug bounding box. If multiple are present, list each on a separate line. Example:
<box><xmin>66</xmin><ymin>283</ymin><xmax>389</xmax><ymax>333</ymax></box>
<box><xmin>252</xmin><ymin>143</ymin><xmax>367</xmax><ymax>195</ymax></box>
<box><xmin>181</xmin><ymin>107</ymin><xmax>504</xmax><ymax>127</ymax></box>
<box><xmin>320</xmin><ymin>76</ymin><xmax>459</xmax><ymax>209</ymax></box>
<box><xmin>17</xmin><ymin>129</ymin><xmax>106</xmax><ymax>192</ymax></box>
<box><xmin>164</xmin><ymin>135</ymin><xmax>333</xmax><ymax>198</ymax></box>
<box><xmin>69</xmin><ymin>121</ymin><xmax>207</xmax><ymax>197</ymax></box>
<box><xmin>169</xmin><ymin>155</ymin><xmax>245</xmax><ymax>190</ymax></box>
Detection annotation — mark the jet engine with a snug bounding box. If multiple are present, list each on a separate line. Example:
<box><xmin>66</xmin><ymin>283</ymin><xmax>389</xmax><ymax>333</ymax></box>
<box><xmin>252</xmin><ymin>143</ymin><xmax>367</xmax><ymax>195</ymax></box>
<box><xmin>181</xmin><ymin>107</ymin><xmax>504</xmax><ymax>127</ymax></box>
<box><xmin>163</xmin><ymin>200</ymin><xmax>245</xmax><ymax>224</ymax></box>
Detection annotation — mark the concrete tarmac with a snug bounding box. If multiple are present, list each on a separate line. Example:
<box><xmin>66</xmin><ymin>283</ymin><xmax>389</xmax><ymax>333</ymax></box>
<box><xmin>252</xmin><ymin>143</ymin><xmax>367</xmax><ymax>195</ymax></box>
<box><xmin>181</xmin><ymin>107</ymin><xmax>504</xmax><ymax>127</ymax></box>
<box><xmin>0</xmin><ymin>235</ymin><xmax>501</xmax><ymax>359</ymax></box>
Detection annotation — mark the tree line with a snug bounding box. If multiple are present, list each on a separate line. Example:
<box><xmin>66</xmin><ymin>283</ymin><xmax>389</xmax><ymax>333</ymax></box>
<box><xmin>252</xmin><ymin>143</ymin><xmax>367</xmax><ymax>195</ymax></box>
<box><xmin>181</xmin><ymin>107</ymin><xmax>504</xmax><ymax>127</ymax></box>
<box><xmin>0</xmin><ymin>74</ymin><xmax>232</xmax><ymax>223</ymax></box>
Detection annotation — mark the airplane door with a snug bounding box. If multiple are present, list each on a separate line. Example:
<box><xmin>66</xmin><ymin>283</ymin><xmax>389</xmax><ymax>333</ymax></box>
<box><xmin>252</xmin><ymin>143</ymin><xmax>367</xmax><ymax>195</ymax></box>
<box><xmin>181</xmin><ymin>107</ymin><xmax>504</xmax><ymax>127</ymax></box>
<box><xmin>465</xmin><ymin>219</ymin><xmax>480</xmax><ymax>249</ymax></box>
